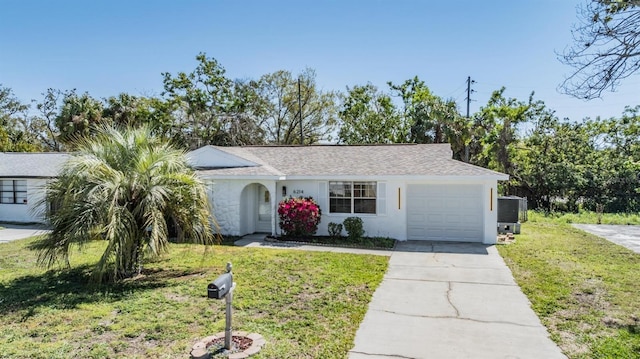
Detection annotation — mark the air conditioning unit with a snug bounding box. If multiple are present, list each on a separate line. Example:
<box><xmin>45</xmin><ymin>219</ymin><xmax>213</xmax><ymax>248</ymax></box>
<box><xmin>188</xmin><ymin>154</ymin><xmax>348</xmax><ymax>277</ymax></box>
<box><xmin>497</xmin><ymin>196</ymin><xmax>523</xmax><ymax>234</ymax></box>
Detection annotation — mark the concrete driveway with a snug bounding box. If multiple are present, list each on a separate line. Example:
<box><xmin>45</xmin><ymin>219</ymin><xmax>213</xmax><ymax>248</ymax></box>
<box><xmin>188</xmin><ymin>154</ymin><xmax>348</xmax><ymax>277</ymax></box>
<box><xmin>348</xmin><ymin>241</ymin><xmax>566</xmax><ymax>359</ymax></box>
<box><xmin>573</xmin><ymin>224</ymin><xmax>640</xmax><ymax>254</ymax></box>
<box><xmin>0</xmin><ymin>223</ymin><xmax>50</xmax><ymax>243</ymax></box>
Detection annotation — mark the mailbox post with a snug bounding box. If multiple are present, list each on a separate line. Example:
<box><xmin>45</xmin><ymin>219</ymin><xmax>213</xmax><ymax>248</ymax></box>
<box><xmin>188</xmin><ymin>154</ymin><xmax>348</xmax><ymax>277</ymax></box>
<box><xmin>207</xmin><ymin>262</ymin><xmax>235</xmax><ymax>350</ymax></box>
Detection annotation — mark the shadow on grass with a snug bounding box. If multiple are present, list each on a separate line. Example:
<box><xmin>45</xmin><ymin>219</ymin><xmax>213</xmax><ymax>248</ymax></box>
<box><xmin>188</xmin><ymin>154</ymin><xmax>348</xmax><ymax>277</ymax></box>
<box><xmin>0</xmin><ymin>264</ymin><xmax>199</xmax><ymax>318</ymax></box>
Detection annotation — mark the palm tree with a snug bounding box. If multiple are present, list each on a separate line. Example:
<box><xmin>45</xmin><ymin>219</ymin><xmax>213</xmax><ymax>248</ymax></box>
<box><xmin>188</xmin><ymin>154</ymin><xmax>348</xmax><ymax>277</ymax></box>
<box><xmin>33</xmin><ymin>125</ymin><xmax>216</xmax><ymax>282</ymax></box>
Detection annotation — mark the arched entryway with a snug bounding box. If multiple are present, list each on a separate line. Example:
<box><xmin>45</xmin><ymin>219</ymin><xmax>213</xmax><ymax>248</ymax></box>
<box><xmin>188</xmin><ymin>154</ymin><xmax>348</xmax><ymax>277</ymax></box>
<box><xmin>239</xmin><ymin>183</ymin><xmax>272</xmax><ymax>235</ymax></box>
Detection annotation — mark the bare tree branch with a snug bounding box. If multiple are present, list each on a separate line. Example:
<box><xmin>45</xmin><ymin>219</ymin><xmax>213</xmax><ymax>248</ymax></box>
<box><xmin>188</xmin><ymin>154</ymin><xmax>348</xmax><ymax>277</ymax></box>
<box><xmin>559</xmin><ymin>0</ymin><xmax>640</xmax><ymax>99</ymax></box>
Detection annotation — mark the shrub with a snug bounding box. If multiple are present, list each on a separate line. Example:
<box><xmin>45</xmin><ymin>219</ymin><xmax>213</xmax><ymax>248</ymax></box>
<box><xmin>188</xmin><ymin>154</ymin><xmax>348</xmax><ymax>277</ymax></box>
<box><xmin>328</xmin><ymin>222</ymin><xmax>343</xmax><ymax>239</ymax></box>
<box><xmin>277</xmin><ymin>197</ymin><xmax>321</xmax><ymax>237</ymax></box>
<box><xmin>343</xmin><ymin>217</ymin><xmax>364</xmax><ymax>241</ymax></box>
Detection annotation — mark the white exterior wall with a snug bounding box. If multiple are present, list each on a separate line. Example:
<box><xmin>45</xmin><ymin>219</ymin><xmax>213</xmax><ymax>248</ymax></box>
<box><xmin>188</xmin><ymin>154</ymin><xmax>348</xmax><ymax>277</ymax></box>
<box><xmin>0</xmin><ymin>178</ymin><xmax>48</xmax><ymax>223</ymax></box>
<box><xmin>204</xmin><ymin>177</ymin><xmax>499</xmax><ymax>243</ymax></box>
<box><xmin>483</xmin><ymin>180</ymin><xmax>499</xmax><ymax>244</ymax></box>
<box><xmin>206</xmin><ymin>179</ymin><xmax>277</xmax><ymax>236</ymax></box>
<box><xmin>275</xmin><ymin>179</ymin><xmax>498</xmax><ymax>243</ymax></box>
<box><xmin>275</xmin><ymin>179</ymin><xmax>407</xmax><ymax>239</ymax></box>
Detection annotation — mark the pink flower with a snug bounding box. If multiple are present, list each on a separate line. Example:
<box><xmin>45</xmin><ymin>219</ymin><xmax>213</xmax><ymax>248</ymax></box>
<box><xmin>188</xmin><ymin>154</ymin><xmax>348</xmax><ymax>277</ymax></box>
<box><xmin>278</xmin><ymin>197</ymin><xmax>321</xmax><ymax>237</ymax></box>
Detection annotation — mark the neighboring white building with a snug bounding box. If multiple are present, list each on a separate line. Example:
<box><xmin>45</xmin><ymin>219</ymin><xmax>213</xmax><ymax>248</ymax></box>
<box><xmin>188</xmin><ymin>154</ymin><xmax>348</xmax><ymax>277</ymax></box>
<box><xmin>1</xmin><ymin>144</ymin><xmax>508</xmax><ymax>244</ymax></box>
<box><xmin>0</xmin><ymin>152</ymin><xmax>70</xmax><ymax>223</ymax></box>
<box><xmin>188</xmin><ymin>144</ymin><xmax>508</xmax><ymax>244</ymax></box>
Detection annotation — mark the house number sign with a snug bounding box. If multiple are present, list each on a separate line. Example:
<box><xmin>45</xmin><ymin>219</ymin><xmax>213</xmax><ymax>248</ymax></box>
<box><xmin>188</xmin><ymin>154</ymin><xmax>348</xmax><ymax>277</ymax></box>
<box><xmin>292</xmin><ymin>189</ymin><xmax>304</xmax><ymax>195</ymax></box>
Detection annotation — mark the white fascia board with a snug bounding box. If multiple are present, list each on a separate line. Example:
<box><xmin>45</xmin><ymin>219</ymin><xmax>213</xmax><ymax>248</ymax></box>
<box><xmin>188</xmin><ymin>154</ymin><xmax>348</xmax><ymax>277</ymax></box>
<box><xmin>281</xmin><ymin>174</ymin><xmax>509</xmax><ymax>182</ymax></box>
<box><xmin>195</xmin><ymin>174</ymin><xmax>281</xmax><ymax>181</ymax></box>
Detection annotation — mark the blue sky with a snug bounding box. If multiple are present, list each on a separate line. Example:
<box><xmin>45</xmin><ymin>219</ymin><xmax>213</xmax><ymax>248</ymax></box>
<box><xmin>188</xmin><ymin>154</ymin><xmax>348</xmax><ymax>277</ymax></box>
<box><xmin>1</xmin><ymin>0</ymin><xmax>638</xmax><ymax>122</ymax></box>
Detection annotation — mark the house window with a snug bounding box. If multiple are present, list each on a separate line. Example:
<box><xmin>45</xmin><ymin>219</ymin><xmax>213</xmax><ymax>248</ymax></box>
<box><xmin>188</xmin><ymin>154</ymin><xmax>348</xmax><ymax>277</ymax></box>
<box><xmin>1</xmin><ymin>180</ymin><xmax>27</xmax><ymax>204</ymax></box>
<box><xmin>329</xmin><ymin>181</ymin><xmax>376</xmax><ymax>214</ymax></box>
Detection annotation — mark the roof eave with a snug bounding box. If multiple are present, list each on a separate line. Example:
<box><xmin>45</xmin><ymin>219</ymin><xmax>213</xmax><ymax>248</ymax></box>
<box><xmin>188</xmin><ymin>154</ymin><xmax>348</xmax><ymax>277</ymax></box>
<box><xmin>274</xmin><ymin>174</ymin><xmax>510</xmax><ymax>181</ymax></box>
<box><xmin>195</xmin><ymin>173</ymin><xmax>282</xmax><ymax>181</ymax></box>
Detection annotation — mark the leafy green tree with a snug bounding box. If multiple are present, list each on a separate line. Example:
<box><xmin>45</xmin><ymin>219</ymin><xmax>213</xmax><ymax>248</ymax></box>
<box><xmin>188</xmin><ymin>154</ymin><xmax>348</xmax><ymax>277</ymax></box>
<box><xmin>560</xmin><ymin>0</ymin><xmax>640</xmax><ymax>99</ymax></box>
<box><xmin>389</xmin><ymin>77</ymin><xmax>470</xmax><ymax>159</ymax></box>
<box><xmin>31</xmin><ymin>88</ymin><xmax>64</xmax><ymax>151</ymax></box>
<box><xmin>162</xmin><ymin>53</ymin><xmax>236</xmax><ymax>148</ymax></box>
<box><xmin>597</xmin><ymin>108</ymin><xmax>640</xmax><ymax>211</ymax></box>
<box><xmin>33</xmin><ymin>125</ymin><xmax>216</xmax><ymax>282</ymax></box>
<box><xmin>337</xmin><ymin>83</ymin><xmax>403</xmax><ymax>144</ymax></box>
<box><xmin>221</xmin><ymin>79</ymin><xmax>267</xmax><ymax>146</ymax></box>
<box><xmin>102</xmin><ymin>93</ymin><xmax>154</xmax><ymax>128</ymax></box>
<box><xmin>515</xmin><ymin>112</ymin><xmax>594</xmax><ymax>211</ymax></box>
<box><xmin>257</xmin><ymin>68</ymin><xmax>337</xmax><ymax>144</ymax></box>
<box><xmin>54</xmin><ymin>90</ymin><xmax>105</xmax><ymax>147</ymax></box>
<box><xmin>472</xmin><ymin>88</ymin><xmax>530</xmax><ymax>180</ymax></box>
<box><xmin>0</xmin><ymin>85</ymin><xmax>41</xmax><ymax>152</ymax></box>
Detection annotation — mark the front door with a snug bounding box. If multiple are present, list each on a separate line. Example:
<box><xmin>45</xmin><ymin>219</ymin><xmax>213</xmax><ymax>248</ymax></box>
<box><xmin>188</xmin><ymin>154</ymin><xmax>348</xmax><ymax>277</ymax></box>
<box><xmin>256</xmin><ymin>185</ymin><xmax>271</xmax><ymax>233</ymax></box>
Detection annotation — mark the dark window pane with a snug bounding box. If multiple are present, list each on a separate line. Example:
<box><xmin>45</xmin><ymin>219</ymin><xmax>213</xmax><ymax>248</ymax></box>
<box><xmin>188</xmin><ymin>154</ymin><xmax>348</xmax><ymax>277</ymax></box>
<box><xmin>330</xmin><ymin>198</ymin><xmax>351</xmax><ymax>213</ymax></box>
<box><xmin>354</xmin><ymin>199</ymin><xmax>376</xmax><ymax>214</ymax></box>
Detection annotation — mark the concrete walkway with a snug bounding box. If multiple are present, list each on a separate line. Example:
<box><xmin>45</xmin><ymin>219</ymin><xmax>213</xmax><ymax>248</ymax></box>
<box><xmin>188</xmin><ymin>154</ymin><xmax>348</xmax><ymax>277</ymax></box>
<box><xmin>573</xmin><ymin>224</ymin><xmax>640</xmax><ymax>254</ymax></box>
<box><xmin>236</xmin><ymin>235</ymin><xmax>566</xmax><ymax>358</ymax></box>
<box><xmin>0</xmin><ymin>223</ymin><xmax>50</xmax><ymax>243</ymax></box>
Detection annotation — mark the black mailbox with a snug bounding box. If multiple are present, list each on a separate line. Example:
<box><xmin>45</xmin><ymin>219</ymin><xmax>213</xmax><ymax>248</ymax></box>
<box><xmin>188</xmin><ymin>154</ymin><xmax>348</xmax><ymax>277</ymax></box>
<box><xmin>208</xmin><ymin>273</ymin><xmax>233</xmax><ymax>299</ymax></box>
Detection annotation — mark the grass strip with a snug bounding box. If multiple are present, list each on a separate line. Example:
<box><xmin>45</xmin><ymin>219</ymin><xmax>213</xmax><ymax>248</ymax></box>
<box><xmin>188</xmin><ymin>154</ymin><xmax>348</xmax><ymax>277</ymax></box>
<box><xmin>498</xmin><ymin>220</ymin><xmax>640</xmax><ymax>358</ymax></box>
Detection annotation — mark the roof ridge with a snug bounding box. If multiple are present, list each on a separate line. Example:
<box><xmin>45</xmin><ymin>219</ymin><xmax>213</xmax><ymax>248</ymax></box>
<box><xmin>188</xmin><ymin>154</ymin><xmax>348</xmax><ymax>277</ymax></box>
<box><xmin>238</xmin><ymin>143</ymin><xmax>448</xmax><ymax>148</ymax></box>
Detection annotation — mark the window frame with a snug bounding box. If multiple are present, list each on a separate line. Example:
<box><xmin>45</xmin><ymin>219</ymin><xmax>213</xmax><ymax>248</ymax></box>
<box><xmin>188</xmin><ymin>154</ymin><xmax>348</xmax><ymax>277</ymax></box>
<box><xmin>329</xmin><ymin>181</ymin><xmax>377</xmax><ymax>214</ymax></box>
<box><xmin>0</xmin><ymin>179</ymin><xmax>28</xmax><ymax>205</ymax></box>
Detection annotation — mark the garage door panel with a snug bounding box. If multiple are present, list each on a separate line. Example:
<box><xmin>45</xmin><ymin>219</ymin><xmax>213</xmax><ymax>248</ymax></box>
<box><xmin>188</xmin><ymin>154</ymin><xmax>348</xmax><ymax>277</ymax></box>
<box><xmin>407</xmin><ymin>184</ymin><xmax>484</xmax><ymax>242</ymax></box>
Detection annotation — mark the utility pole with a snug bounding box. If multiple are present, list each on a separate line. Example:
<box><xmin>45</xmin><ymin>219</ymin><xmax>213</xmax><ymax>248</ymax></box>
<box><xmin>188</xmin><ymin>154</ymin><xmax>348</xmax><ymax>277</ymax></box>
<box><xmin>464</xmin><ymin>76</ymin><xmax>475</xmax><ymax>163</ymax></box>
<box><xmin>298</xmin><ymin>77</ymin><xmax>303</xmax><ymax>145</ymax></box>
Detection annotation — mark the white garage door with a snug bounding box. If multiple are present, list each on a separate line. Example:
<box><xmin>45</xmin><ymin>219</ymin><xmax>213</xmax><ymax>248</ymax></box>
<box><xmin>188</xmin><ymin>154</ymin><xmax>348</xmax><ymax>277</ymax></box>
<box><xmin>407</xmin><ymin>184</ymin><xmax>484</xmax><ymax>242</ymax></box>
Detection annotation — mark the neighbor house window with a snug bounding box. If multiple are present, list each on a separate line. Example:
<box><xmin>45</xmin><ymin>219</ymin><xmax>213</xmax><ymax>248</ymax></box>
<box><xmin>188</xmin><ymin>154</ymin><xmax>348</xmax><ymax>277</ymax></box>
<box><xmin>329</xmin><ymin>181</ymin><xmax>376</xmax><ymax>214</ymax></box>
<box><xmin>0</xmin><ymin>180</ymin><xmax>27</xmax><ymax>204</ymax></box>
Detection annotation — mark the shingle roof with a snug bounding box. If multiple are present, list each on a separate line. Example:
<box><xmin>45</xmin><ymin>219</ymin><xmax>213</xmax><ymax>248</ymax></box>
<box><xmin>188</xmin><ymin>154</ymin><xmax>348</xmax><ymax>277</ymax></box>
<box><xmin>194</xmin><ymin>144</ymin><xmax>508</xmax><ymax>179</ymax></box>
<box><xmin>1</xmin><ymin>144</ymin><xmax>508</xmax><ymax>180</ymax></box>
<box><xmin>0</xmin><ymin>152</ymin><xmax>70</xmax><ymax>178</ymax></box>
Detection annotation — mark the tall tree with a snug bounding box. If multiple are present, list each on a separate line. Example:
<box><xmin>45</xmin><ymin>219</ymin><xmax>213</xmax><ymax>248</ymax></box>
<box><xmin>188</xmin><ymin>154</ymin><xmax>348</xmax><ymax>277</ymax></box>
<box><xmin>472</xmin><ymin>88</ymin><xmax>530</xmax><ymax>186</ymax></box>
<box><xmin>220</xmin><ymin>79</ymin><xmax>268</xmax><ymax>146</ymax></box>
<box><xmin>0</xmin><ymin>85</ymin><xmax>40</xmax><ymax>152</ymax></box>
<box><xmin>560</xmin><ymin>0</ymin><xmax>640</xmax><ymax>99</ymax></box>
<box><xmin>257</xmin><ymin>68</ymin><xmax>337</xmax><ymax>144</ymax></box>
<box><xmin>33</xmin><ymin>125</ymin><xmax>216</xmax><ymax>282</ymax></box>
<box><xmin>54</xmin><ymin>90</ymin><xmax>105</xmax><ymax>147</ymax></box>
<box><xmin>337</xmin><ymin>83</ymin><xmax>403</xmax><ymax>144</ymax></box>
<box><xmin>515</xmin><ymin>113</ymin><xmax>594</xmax><ymax>211</ymax></box>
<box><xmin>102</xmin><ymin>93</ymin><xmax>154</xmax><ymax>128</ymax></box>
<box><xmin>597</xmin><ymin>107</ymin><xmax>640</xmax><ymax>211</ymax></box>
<box><xmin>161</xmin><ymin>53</ymin><xmax>236</xmax><ymax>148</ymax></box>
<box><xmin>389</xmin><ymin>77</ymin><xmax>470</xmax><ymax>158</ymax></box>
<box><xmin>31</xmin><ymin>88</ymin><xmax>64</xmax><ymax>151</ymax></box>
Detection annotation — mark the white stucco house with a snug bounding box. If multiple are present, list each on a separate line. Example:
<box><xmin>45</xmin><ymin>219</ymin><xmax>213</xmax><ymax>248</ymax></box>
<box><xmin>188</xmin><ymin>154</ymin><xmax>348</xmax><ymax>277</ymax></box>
<box><xmin>0</xmin><ymin>152</ymin><xmax>70</xmax><ymax>223</ymax></box>
<box><xmin>1</xmin><ymin>144</ymin><xmax>508</xmax><ymax>244</ymax></box>
<box><xmin>188</xmin><ymin>144</ymin><xmax>508</xmax><ymax>244</ymax></box>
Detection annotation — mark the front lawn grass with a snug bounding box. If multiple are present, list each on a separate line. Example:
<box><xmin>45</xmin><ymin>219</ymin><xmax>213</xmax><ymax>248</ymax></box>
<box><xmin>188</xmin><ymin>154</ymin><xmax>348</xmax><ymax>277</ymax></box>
<box><xmin>498</xmin><ymin>219</ymin><xmax>640</xmax><ymax>358</ymax></box>
<box><xmin>0</xmin><ymin>236</ymin><xmax>388</xmax><ymax>358</ymax></box>
<box><xmin>529</xmin><ymin>210</ymin><xmax>640</xmax><ymax>225</ymax></box>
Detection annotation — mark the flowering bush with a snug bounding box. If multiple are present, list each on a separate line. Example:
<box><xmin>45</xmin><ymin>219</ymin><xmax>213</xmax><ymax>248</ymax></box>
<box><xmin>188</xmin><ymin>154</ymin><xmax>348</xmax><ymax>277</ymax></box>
<box><xmin>278</xmin><ymin>197</ymin><xmax>321</xmax><ymax>237</ymax></box>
